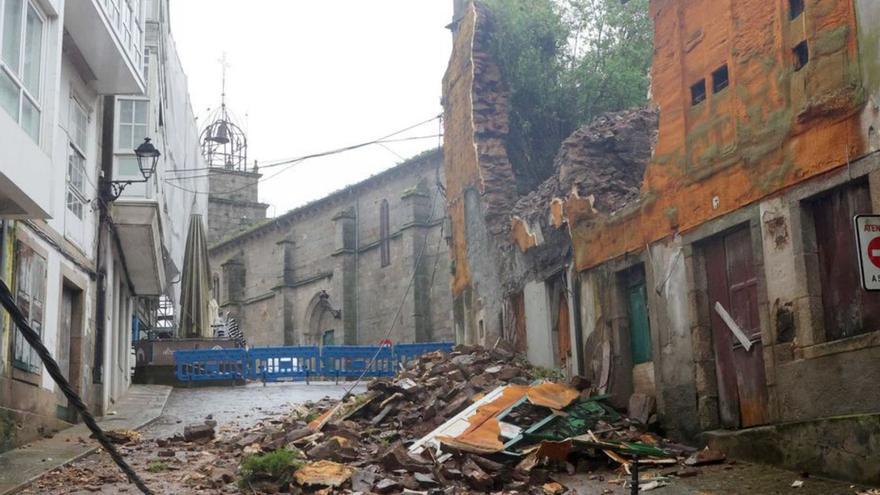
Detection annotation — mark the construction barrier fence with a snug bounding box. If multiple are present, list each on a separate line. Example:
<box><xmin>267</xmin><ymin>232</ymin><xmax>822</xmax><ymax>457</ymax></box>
<box><xmin>173</xmin><ymin>342</ymin><xmax>454</xmax><ymax>383</ymax></box>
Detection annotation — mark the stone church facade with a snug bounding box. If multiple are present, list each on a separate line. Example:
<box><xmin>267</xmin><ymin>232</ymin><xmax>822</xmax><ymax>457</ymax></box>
<box><xmin>207</xmin><ymin>149</ymin><xmax>453</xmax><ymax>346</ymax></box>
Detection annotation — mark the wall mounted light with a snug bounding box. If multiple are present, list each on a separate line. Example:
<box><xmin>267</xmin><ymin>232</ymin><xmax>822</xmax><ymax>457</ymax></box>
<box><xmin>105</xmin><ymin>138</ymin><xmax>161</xmax><ymax>200</ymax></box>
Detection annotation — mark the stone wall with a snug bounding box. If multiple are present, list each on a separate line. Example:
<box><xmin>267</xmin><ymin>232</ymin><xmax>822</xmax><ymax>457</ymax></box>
<box><xmin>207</xmin><ymin>168</ymin><xmax>268</xmax><ymax>245</ymax></box>
<box><xmin>209</xmin><ymin>150</ymin><xmax>453</xmax><ymax>347</ymax></box>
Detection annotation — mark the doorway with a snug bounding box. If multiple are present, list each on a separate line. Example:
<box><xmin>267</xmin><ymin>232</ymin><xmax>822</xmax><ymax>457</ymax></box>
<box><xmin>57</xmin><ymin>284</ymin><xmax>83</xmax><ymax>422</ymax></box>
<box><xmin>703</xmin><ymin>226</ymin><xmax>769</xmax><ymax>428</ymax></box>
<box><xmin>322</xmin><ymin>329</ymin><xmax>335</xmax><ymax>347</ymax></box>
<box><xmin>622</xmin><ymin>265</ymin><xmax>654</xmax><ymax>395</ymax></box>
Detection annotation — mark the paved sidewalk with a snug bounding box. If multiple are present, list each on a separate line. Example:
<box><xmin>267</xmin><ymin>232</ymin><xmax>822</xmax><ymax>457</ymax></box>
<box><xmin>0</xmin><ymin>385</ymin><xmax>171</xmax><ymax>495</ymax></box>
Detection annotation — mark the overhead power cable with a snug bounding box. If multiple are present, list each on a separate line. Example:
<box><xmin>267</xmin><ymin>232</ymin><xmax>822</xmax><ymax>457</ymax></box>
<box><xmin>339</xmin><ymin>161</ymin><xmax>445</xmax><ymax>401</ymax></box>
<box><xmin>163</xmin><ymin>117</ymin><xmax>441</xmax><ymax>196</ymax></box>
<box><xmin>164</xmin><ymin>134</ymin><xmax>442</xmax><ymax>182</ymax></box>
<box><xmin>0</xmin><ymin>280</ymin><xmax>153</xmax><ymax>495</ymax></box>
<box><xmin>165</xmin><ymin>114</ymin><xmax>442</xmax><ymax>175</ymax></box>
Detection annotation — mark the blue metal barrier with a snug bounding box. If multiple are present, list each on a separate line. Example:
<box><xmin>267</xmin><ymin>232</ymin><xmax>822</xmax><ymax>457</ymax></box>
<box><xmin>395</xmin><ymin>342</ymin><xmax>455</xmax><ymax>368</ymax></box>
<box><xmin>174</xmin><ymin>348</ymin><xmax>247</xmax><ymax>382</ymax></box>
<box><xmin>172</xmin><ymin>343</ymin><xmax>457</xmax><ymax>384</ymax></box>
<box><xmin>320</xmin><ymin>345</ymin><xmax>395</xmax><ymax>381</ymax></box>
<box><xmin>248</xmin><ymin>346</ymin><xmax>319</xmax><ymax>383</ymax></box>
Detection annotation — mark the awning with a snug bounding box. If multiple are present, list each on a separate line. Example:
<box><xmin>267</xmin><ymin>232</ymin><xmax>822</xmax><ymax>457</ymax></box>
<box><xmin>179</xmin><ymin>214</ymin><xmax>211</xmax><ymax>338</ymax></box>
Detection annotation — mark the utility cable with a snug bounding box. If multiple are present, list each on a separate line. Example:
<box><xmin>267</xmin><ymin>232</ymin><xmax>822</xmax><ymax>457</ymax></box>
<box><xmin>166</xmin><ymin>133</ymin><xmax>442</xmax><ymax>178</ymax></box>
<box><xmin>164</xmin><ymin>114</ymin><xmax>442</xmax><ymax>175</ymax></box>
<box><xmin>339</xmin><ymin>163</ymin><xmax>444</xmax><ymax>400</ymax></box>
<box><xmin>163</xmin><ymin>134</ymin><xmax>442</xmax><ymax>185</ymax></box>
<box><xmin>0</xmin><ymin>280</ymin><xmax>153</xmax><ymax>495</ymax></box>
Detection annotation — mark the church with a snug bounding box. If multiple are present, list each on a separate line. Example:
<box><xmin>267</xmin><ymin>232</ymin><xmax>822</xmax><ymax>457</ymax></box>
<box><xmin>203</xmin><ymin>116</ymin><xmax>453</xmax><ymax>346</ymax></box>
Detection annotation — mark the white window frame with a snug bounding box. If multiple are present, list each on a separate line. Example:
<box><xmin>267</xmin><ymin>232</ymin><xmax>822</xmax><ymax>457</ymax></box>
<box><xmin>0</xmin><ymin>0</ymin><xmax>45</xmax><ymax>143</ymax></box>
<box><xmin>115</xmin><ymin>97</ymin><xmax>149</xmax><ymax>154</ymax></box>
<box><xmin>66</xmin><ymin>147</ymin><xmax>87</xmax><ymax>219</ymax></box>
<box><xmin>66</xmin><ymin>96</ymin><xmax>90</xmax><ymax>222</ymax></box>
<box><xmin>114</xmin><ymin>96</ymin><xmax>151</xmax><ymax>197</ymax></box>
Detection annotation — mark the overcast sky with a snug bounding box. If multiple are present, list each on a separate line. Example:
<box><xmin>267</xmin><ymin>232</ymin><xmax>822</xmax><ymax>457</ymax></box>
<box><xmin>170</xmin><ymin>1</ymin><xmax>453</xmax><ymax>216</ymax></box>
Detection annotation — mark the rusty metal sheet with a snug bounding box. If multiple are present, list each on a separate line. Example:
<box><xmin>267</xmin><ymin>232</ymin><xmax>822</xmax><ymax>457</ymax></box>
<box><xmin>418</xmin><ymin>382</ymin><xmax>579</xmax><ymax>456</ymax></box>
<box><xmin>436</xmin><ymin>385</ymin><xmax>530</xmax><ymax>453</ymax></box>
<box><xmin>527</xmin><ymin>382</ymin><xmax>579</xmax><ymax>410</ymax></box>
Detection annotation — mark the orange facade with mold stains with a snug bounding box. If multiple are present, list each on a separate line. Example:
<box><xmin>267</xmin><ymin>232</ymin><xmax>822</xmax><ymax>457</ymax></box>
<box><xmin>444</xmin><ymin>3</ymin><xmax>479</xmax><ymax>295</ymax></box>
<box><xmin>567</xmin><ymin>0</ymin><xmax>868</xmax><ymax>270</ymax></box>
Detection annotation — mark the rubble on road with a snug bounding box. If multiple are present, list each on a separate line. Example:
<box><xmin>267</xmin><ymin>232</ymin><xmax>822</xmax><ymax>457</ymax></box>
<box><xmin>23</xmin><ymin>344</ymin><xmax>719</xmax><ymax>494</ymax></box>
<box><xmin>193</xmin><ymin>343</ymin><xmax>709</xmax><ymax>493</ymax></box>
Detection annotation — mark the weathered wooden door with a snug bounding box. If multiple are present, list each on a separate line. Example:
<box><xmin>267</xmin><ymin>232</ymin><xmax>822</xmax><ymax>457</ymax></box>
<box><xmin>625</xmin><ymin>268</ymin><xmax>652</xmax><ymax>365</ymax></box>
<box><xmin>556</xmin><ymin>290</ymin><xmax>571</xmax><ymax>368</ymax></box>
<box><xmin>704</xmin><ymin>227</ymin><xmax>769</xmax><ymax>428</ymax></box>
<box><xmin>56</xmin><ymin>287</ymin><xmax>74</xmax><ymax>420</ymax></box>
<box><xmin>511</xmin><ymin>292</ymin><xmax>528</xmax><ymax>353</ymax></box>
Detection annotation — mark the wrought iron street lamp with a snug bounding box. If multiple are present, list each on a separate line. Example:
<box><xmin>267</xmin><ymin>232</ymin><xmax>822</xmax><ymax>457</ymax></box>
<box><xmin>135</xmin><ymin>137</ymin><xmax>161</xmax><ymax>179</ymax></box>
<box><xmin>105</xmin><ymin>138</ymin><xmax>162</xmax><ymax>200</ymax></box>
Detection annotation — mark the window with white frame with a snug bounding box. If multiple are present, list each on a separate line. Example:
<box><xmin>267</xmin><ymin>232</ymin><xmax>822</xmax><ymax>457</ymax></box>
<box><xmin>0</xmin><ymin>0</ymin><xmax>44</xmax><ymax>142</ymax></box>
<box><xmin>67</xmin><ymin>98</ymin><xmax>88</xmax><ymax>220</ymax></box>
<box><xmin>115</xmin><ymin>98</ymin><xmax>150</xmax><ymax>196</ymax></box>
<box><xmin>117</xmin><ymin>98</ymin><xmax>148</xmax><ymax>151</ymax></box>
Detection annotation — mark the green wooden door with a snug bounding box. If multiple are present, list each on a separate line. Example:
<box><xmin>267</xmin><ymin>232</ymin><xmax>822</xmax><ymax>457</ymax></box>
<box><xmin>322</xmin><ymin>329</ymin><xmax>335</xmax><ymax>346</ymax></box>
<box><xmin>627</xmin><ymin>275</ymin><xmax>652</xmax><ymax>365</ymax></box>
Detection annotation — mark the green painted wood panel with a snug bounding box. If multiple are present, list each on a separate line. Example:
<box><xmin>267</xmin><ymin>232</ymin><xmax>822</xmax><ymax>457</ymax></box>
<box><xmin>627</xmin><ymin>281</ymin><xmax>652</xmax><ymax>365</ymax></box>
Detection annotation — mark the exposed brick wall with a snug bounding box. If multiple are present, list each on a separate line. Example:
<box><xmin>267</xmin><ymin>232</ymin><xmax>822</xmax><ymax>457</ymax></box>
<box><xmin>567</xmin><ymin>0</ymin><xmax>868</xmax><ymax>271</ymax></box>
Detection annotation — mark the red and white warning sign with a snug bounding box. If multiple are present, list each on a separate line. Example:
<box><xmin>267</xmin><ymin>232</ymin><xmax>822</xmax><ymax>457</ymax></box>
<box><xmin>854</xmin><ymin>215</ymin><xmax>880</xmax><ymax>291</ymax></box>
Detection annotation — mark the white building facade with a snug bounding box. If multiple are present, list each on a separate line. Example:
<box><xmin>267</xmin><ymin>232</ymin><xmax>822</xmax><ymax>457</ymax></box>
<box><xmin>0</xmin><ymin>0</ymin><xmax>207</xmax><ymax>452</ymax></box>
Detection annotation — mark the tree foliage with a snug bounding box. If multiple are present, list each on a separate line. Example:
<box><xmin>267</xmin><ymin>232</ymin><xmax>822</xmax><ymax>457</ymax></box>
<box><xmin>481</xmin><ymin>0</ymin><xmax>653</xmax><ymax>192</ymax></box>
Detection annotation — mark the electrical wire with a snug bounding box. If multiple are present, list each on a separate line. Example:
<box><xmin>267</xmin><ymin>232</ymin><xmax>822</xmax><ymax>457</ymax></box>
<box><xmin>164</xmin><ymin>114</ymin><xmax>442</xmax><ymax>175</ymax></box>
<box><xmin>339</xmin><ymin>162</ymin><xmax>445</xmax><ymax>400</ymax></box>
<box><xmin>0</xmin><ymin>280</ymin><xmax>153</xmax><ymax>495</ymax></box>
<box><xmin>163</xmin><ymin>134</ymin><xmax>442</xmax><ymax>183</ymax></box>
<box><xmin>167</xmin><ymin>133</ymin><xmax>442</xmax><ymax>177</ymax></box>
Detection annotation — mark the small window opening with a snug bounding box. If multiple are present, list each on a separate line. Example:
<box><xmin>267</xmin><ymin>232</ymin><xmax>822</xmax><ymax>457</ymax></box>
<box><xmin>712</xmin><ymin>65</ymin><xmax>729</xmax><ymax>93</ymax></box>
<box><xmin>690</xmin><ymin>79</ymin><xmax>707</xmax><ymax>106</ymax></box>
<box><xmin>793</xmin><ymin>41</ymin><xmax>809</xmax><ymax>71</ymax></box>
<box><xmin>789</xmin><ymin>0</ymin><xmax>804</xmax><ymax>20</ymax></box>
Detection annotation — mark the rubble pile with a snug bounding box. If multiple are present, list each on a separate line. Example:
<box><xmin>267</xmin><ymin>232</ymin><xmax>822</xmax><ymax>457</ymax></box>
<box><xmin>512</xmin><ymin>107</ymin><xmax>659</xmax><ymax>222</ymax></box>
<box><xmin>202</xmin><ymin>344</ymin><xmax>710</xmax><ymax>494</ymax></box>
<box><xmin>25</xmin><ymin>345</ymin><xmax>722</xmax><ymax>494</ymax></box>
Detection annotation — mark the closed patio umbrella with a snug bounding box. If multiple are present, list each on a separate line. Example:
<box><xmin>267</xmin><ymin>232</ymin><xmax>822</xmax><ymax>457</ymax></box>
<box><xmin>179</xmin><ymin>214</ymin><xmax>211</xmax><ymax>338</ymax></box>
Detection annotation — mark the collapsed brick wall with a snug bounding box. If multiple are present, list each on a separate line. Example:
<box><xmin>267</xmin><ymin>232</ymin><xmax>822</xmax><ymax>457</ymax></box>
<box><xmin>444</xmin><ymin>2</ymin><xmax>660</xmax><ymax>348</ymax></box>
<box><xmin>511</xmin><ymin>108</ymin><xmax>658</xmax><ymax>245</ymax></box>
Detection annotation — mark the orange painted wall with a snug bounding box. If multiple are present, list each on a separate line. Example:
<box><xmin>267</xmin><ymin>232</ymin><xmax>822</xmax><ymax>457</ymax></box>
<box><xmin>568</xmin><ymin>0</ymin><xmax>867</xmax><ymax>271</ymax></box>
<box><xmin>443</xmin><ymin>3</ymin><xmax>480</xmax><ymax>295</ymax></box>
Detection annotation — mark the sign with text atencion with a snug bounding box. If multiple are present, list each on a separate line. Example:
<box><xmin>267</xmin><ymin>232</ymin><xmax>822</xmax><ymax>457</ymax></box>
<box><xmin>854</xmin><ymin>215</ymin><xmax>880</xmax><ymax>291</ymax></box>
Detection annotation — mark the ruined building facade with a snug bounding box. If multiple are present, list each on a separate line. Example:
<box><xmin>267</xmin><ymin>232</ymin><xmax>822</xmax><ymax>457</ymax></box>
<box><xmin>444</xmin><ymin>0</ymin><xmax>880</xmax><ymax>484</ymax></box>
<box><xmin>208</xmin><ymin>150</ymin><xmax>453</xmax><ymax>347</ymax></box>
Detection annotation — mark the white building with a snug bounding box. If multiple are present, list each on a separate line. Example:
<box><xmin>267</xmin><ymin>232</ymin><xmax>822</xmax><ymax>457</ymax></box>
<box><xmin>0</xmin><ymin>0</ymin><xmax>207</xmax><ymax>451</ymax></box>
